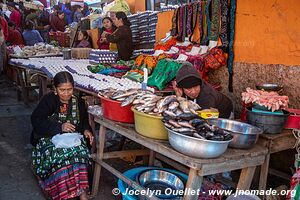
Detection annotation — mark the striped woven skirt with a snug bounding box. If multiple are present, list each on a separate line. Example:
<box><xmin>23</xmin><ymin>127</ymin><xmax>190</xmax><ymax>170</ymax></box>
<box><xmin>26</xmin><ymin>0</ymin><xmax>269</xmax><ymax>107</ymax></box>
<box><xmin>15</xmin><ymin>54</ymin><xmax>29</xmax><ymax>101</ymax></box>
<box><xmin>32</xmin><ymin>138</ymin><xmax>90</xmax><ymax>200</ymax></box>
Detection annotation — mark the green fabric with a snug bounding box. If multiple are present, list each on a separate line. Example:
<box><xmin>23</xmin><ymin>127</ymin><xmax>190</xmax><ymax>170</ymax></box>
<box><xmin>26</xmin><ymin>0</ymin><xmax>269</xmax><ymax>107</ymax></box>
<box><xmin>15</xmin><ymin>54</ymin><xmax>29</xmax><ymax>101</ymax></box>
<box><xmin>123</xmin><ymin>71</ymin><xmax>144</xmax><ymax>82</ymax></box>
<box><xmin>293</xmin><ymin>183</ymin><xmax>300</xmax><ymax>200</ymax></box>
<box><xmin>88</xmin><ymin>64</ymin><xmax>110</xmax><ymax>73</ymax></box>
<box><xmin>32</xmin><ymin>95</ymin><xmax>90</xmax><ymax>179</ymax></box>
<box><xmin>147</xmin><ymin>59</ymin><xmax>183</xmax><ymax>90</ymax></box>
<box><xmin>32</xmin><ymin>138</ymin><xmax>90</xmax><ymax>179</ymax></box>
<box><xmin>117</xmin><ymin>60</ymin><xmax>135</xmax><ymax>67</ymax></box>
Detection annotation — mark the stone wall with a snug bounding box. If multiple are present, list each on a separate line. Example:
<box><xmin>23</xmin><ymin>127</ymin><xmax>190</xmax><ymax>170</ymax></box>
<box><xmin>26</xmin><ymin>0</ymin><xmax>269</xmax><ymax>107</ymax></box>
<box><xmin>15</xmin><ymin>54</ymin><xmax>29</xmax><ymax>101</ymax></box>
<box><xmin>209</xmin><ymin>62</ymin><xmax>300</xmax><ymax>116</ymax></box>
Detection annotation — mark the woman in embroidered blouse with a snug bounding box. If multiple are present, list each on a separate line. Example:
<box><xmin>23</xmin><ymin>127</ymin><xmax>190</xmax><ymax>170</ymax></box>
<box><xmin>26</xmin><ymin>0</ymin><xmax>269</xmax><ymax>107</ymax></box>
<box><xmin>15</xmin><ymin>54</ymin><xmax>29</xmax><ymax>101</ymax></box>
<box><xmin>31</xmin><ymin>71</ymin><xmax>93</xmax><ymax>200</ymax></box>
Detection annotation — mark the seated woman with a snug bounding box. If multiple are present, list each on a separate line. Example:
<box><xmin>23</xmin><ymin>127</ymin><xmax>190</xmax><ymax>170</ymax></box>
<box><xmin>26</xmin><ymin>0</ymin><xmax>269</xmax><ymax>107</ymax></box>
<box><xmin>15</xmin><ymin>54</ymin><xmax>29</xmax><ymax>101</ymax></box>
<box><xmin>76</xmin><ymin>30</ymin><xmax>92</xmax><ymax>48</ymax></box>
<box><xmin>31</xmin><ymin>71</ymin><xmax>94</xmax><ymax>200</ymax></box>
<box><xmin>22</xmin><ymin>20</ymin><xmax>44</xmax><ymax>46</ymax></box>
<box><xmin>104</xmin><ymin>11</ymin><xmax>133</xmax><ymax>61</ymax></box>
<box><xmin>97</xmin><ymin>17</ymin><xmax>116</xmax><ymax>50</ymax></box>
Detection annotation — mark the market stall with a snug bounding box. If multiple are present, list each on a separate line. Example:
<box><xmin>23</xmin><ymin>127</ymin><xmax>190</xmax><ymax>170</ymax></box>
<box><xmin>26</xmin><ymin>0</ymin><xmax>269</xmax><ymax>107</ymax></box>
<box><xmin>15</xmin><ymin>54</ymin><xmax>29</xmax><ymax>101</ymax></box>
<box><xmin>90</xmin><ymin>114</ymin><xmax>268</xmax><ymax>200</ymax></box>
<box><xmin>5</xmin><ymin>1</ymin><xmax>299</xmax><ymax>199</ymax></box>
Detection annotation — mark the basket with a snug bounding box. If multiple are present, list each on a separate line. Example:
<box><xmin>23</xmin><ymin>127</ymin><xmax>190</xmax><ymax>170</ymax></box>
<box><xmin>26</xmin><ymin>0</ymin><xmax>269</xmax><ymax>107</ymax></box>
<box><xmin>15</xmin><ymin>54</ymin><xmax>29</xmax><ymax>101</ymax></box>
<box><xmin>71</xmin><ymin>48</ymin><xmax>92</xmax><ymax>59</ymax></box>
<box><xmin>49</xmin><ymin>32</ymin><xmax>70</xmax><ymax>47</ymax></box>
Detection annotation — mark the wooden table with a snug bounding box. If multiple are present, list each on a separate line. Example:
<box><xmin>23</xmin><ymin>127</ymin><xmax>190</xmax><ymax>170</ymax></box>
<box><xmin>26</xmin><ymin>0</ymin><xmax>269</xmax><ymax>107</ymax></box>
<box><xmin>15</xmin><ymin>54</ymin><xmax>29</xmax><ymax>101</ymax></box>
<box><xmin>258</xmin><ymin>130</ymin><xmax>296</xmax><ymax>191</ymax></box>
<box><xmin>9</xmin><ymin>63</ymin><xmax>100</xmax><ymax>101</ymax></box>
<box><xmin>91</xmin><ymin>115</ymin><xmax>268</xmax><ymax>200</ymax></box>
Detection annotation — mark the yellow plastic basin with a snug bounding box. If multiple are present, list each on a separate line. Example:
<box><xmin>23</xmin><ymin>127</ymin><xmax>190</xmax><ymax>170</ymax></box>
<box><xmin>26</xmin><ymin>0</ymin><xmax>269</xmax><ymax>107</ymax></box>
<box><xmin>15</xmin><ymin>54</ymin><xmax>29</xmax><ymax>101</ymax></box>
<box><xmin>132</xmin><ymin>108</ymin><xmax>168</xmax><ymax>140</ymax></box>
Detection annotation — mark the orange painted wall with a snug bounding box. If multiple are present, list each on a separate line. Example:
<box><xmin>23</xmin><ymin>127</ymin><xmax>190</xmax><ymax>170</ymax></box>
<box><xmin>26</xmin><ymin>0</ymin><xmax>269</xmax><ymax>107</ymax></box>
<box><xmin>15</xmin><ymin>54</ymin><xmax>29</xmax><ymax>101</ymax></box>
<box><xmin>155</xmin><ymin>1</ymin><xmax>300</xmax><ymax>66</ymax></box>
<box><xmin>156</xmin><ymin>11</ymin><xmax>174</xmax><ymax>41</ymax></box>
<box><xmin>234</xmin><ymin>0</ymin><xmax>300</xmax><ymax>65</ymax></box>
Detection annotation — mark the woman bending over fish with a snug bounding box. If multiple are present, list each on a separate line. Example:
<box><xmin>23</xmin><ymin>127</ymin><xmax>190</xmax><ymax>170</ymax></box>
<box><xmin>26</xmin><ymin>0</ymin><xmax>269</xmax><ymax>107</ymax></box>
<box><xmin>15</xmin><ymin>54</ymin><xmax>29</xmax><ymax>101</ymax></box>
<box><xmin>173</xmin><ymin>62</ymin><xmax>233</xmax><ymax>118</ymax></box>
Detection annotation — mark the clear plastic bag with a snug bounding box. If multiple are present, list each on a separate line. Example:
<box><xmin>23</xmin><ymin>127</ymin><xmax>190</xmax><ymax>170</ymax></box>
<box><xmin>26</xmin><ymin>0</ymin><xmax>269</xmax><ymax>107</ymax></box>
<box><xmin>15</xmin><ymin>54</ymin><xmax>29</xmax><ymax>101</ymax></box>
<box><xmin>51</xmin><ymin>133</ymin><xmax>83</xmax><ymax>149</ymax></box>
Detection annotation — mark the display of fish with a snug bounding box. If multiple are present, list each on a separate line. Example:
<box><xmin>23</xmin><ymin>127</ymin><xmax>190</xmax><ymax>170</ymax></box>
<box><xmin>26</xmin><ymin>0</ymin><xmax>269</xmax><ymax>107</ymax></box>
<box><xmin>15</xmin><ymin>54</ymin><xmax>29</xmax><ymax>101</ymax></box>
<box><xmin>162</xmin><ymin>104</ymin><xmax>233</xmax><ymax>142</ymax></box>
<box><xmin>98</xmin><ymin>88</ymin><xmax>154</xmax><ymax>107</ymax></box>
<box><xmin>132</xmin><ymin>94</ymin><xmax>202</xmax><ymax>118</ymax></box>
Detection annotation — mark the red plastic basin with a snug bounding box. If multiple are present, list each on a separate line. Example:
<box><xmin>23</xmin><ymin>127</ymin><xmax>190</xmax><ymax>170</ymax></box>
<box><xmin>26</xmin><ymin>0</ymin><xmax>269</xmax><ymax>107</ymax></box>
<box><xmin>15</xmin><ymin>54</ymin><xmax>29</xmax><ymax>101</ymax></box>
<box><xmin>285</xmin><ymin>108</ymin><xmax>300</xmax><ymax>129</ymax></box>
<box><xmin>100</xmin><ymin>96</ymin><xmax>134</xmax><ymax>124</ymax></box>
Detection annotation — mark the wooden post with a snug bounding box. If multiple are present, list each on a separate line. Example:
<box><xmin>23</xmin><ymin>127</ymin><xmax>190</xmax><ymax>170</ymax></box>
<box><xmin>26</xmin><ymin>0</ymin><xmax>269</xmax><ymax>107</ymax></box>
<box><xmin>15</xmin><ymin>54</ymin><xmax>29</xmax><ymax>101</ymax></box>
<box><xmin>259</xmin><ymin>153</ymin><xmax>270</xmax><ymax>191</ymax></box>
<box><xmin>237</xmin><ymin>166</ymin><xmax>256</xmax><ymax>190</ymax></box>
<box><xmin>184</xmin><ymin>168</ymin><xmax>202</xmax><ymax>200</ymax></box>
<box><xmin>17</xmin><ymin>68</ymin><xmax>29</xmax><ymax>104</ymax></box>
<box><xmin>91</xmin><ymin>125</ymin><xmax>106</xmax><ymax>196</ymax></box>
<box><xmin>38</xmin><ymin>75</ymin><xmax>48</xmax><ymax>100</ymax></box>
<box><xmin>148</xmin><ymin>150</ymin><xmax>156</xmax><ymax>166</ymax></box>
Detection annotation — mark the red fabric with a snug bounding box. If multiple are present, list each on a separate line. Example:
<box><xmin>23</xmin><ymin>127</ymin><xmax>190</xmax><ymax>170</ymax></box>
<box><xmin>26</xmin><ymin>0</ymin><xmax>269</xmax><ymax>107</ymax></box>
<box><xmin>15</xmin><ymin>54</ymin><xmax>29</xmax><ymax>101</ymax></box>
<box><xmin>7</xmin><ymin>29</ymin><xmax>24</xmax><ymax>45</ymax></box>
<box><xmin>40</xmin><ymin>164</ymin><xmax>89</xmax><ymax>200</ymax></box>
<box><xmin>0</xmin><ymin>16</ymin><xmax>8</xmax><ymax>40</ymax></box>
<box><xmin>9</xmin><ymin>10</ymin><xmax>22</xmax><ymax>29</ymax></box>
<box><xmin>97</xmin><ymin>28</ymin><xmax>114</xmax><ymax>49</ymax></box>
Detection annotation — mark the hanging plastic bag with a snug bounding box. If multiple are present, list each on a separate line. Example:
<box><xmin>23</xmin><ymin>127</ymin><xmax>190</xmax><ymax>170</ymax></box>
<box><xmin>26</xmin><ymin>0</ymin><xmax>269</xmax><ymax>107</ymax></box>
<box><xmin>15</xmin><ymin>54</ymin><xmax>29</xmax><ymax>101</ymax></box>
<box><xmin>51</xmin><ymin>133</ymin><xmax>83</xmax><ymax>149</ymax></box>
<box><xmin>109</xmin><ymin>0</ymin><xmax>130</xmax><ymax>15</ymax></box>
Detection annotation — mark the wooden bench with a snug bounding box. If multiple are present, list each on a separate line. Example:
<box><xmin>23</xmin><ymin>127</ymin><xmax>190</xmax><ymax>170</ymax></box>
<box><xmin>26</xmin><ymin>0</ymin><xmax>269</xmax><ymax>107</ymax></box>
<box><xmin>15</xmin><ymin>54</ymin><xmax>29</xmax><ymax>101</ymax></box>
<box><xmin>257</xmin><ymin>130</ymin><xmax>296</xmax><ymax>191</ymax></box>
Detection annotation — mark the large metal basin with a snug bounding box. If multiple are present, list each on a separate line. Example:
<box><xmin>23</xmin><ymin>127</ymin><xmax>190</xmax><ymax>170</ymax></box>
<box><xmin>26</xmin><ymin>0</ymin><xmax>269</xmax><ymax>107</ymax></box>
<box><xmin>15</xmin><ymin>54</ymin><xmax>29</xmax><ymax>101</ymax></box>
<box><xmin>207</xmin><ymin>118</ymin><xmax>263</xmax><ymax>149</ymax></box>
<box><xmin>137</xmin><ymin>169</ymin><xmax>185</xmax><ymax>199</ymax></box>
<box><xmin>166</xmin><ymin>128</ymin><xmax>231</xmax><ymax>159</ymax></box>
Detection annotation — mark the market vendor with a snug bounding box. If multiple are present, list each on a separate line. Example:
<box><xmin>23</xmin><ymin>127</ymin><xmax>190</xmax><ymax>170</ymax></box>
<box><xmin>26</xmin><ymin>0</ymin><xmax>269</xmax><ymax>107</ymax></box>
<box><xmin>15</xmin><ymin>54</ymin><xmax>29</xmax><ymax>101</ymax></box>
<box><xmin>104</xmin><ymin>11</ymin><xmax>133</xmax><ymax>61</ymax></box>
<box><xmin>173</xmin><ymin>62</ymin><xmax>233</xmax><ymax>118</ymax></box>
<box><xmin>31</xmin><ymin>71</ymin><xmax>93</xmax><ymax>200</ymax></box>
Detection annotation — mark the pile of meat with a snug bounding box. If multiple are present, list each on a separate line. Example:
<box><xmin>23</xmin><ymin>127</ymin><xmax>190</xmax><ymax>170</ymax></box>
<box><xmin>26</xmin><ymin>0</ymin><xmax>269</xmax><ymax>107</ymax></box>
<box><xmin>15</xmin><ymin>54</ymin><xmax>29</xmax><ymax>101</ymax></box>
<box><xmin>242</xmin><ymin>88</ymin><xmax>289</xmax><ymax>112</ymax></box>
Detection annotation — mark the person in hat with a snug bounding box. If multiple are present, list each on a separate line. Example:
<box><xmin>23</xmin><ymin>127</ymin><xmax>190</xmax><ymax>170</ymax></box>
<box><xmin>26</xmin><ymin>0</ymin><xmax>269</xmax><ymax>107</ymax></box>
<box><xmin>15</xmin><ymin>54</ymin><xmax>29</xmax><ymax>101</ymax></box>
<box><xmin>173</xmin><ymin>62</ymin><xmax>233</xmax><ymax>118</ymax></box>
<box><xmin>103</xmin><ymin>11</ymin><xmax>133</xmax><ymax>61</ymax></box>
<box><xmin>7</xmin><ymin>2</ymin><xmax>21</xmax><ymax>29</ymax></box>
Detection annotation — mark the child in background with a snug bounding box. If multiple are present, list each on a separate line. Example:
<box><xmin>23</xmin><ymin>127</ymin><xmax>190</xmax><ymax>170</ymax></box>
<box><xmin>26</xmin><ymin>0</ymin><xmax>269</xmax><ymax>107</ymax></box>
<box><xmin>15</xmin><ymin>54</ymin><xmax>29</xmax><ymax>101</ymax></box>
<box><xmin>97</xmin><ymin>17</ymin><xmax>116</xmax><ymax>49</ymax></box>
<box><xmin>76</xmin><ymin>30</ymin><xmax>92</xmax><ymax>48</ymax></box>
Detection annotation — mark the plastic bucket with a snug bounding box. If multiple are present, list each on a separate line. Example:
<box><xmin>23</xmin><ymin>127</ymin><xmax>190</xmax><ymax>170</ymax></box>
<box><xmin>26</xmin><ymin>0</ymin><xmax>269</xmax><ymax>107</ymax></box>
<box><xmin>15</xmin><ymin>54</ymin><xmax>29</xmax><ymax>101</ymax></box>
<box><xmin>117</xmin><ymin>167</ymin><xmax>188</xmax><ymax>200</ymax></box>
<box><xmin>100</xmin><ymin>96</ymin><xmax>134</xmax><ymax>124</ymax></box>
<box><xmin>246</xmin><ymin>108</ymin><xmax>289</xmax><ymax>134</ymax></box>
<box><xmin>132</xmin><ymin>108</ymin><xmax>168</xmax><ymax>140</ymax></box>
<box><xmin>285</xmin><ymin>109</ymin><xmax>300</xmax><ymax>129</ymax></box>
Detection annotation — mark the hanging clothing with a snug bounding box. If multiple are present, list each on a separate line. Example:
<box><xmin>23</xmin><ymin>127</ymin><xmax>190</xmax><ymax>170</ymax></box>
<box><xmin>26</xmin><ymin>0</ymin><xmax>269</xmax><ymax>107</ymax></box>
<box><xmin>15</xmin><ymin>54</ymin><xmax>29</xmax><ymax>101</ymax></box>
<box><xmin>228</xmin><ymin>0</ymin><xmax>236</xmax><ymax>92</ymax></box>
<box><xmin>200</xmin><ymin>0</ymin><xmax>211</xmax><ymax>45</ymax></box>
<box><xmin>209</xmin><ymin>0</ymin><xmax>221</xmax><ymax>41</ymax></box>
<box><xmin>220</xmin><ymin>0</ymin><xmax>229</xmax><ymax>50</ymax></box>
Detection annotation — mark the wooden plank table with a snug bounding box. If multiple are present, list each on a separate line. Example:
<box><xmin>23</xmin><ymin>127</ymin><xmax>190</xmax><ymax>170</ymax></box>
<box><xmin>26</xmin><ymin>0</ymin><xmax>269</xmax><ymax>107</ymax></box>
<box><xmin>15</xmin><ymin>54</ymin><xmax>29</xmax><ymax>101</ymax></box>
<box><xmin>257</xmin><ymin>129</ymin><xmax>296</xmax><ymax>191</ymax></box>
<box><xmin>91</xmin><ymin>115</ymin><xmax>268</xmax><ymax>200</ymax></box>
